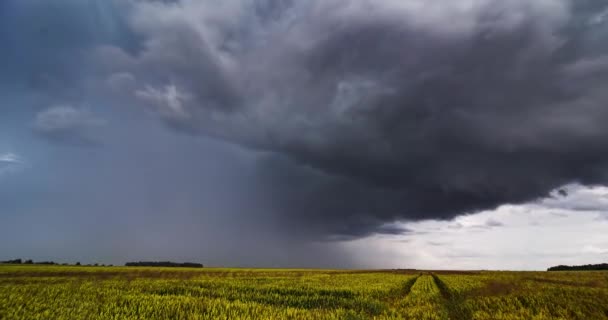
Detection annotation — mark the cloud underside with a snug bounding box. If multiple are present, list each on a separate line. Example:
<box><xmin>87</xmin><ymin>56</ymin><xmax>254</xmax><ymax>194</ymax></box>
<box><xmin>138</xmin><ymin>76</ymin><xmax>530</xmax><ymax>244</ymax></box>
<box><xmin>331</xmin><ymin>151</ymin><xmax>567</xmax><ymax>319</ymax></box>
<box><xmin>12</xmin><ymin>0</ymin><xmax>608</xmax><ymax>239</ymax></box>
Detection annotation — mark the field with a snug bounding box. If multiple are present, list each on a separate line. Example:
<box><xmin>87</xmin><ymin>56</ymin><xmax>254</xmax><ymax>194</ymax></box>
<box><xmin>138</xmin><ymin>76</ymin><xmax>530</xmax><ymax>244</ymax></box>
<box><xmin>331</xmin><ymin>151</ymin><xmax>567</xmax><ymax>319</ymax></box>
<box><xmin>1</xmin><ymin>265</ymin><xmax>608</xmax><ymax>319</ymax></box>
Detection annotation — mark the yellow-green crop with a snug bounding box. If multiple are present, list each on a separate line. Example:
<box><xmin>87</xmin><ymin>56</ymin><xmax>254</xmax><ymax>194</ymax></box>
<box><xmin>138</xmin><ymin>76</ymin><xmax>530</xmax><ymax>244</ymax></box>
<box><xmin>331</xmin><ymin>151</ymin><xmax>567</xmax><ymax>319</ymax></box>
<box><xmin>1</xmin><ymin>265</ymin><xmax>607</xmax><ymax>319</ymax></box>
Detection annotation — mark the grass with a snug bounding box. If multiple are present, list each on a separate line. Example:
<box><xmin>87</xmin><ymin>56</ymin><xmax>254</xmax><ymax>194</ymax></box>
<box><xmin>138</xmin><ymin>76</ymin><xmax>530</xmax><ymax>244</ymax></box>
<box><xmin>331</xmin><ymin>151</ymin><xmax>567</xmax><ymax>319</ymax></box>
<box><xmin>1</xmin><ymin>265</ymin><xmax>607</xmax><ymax>319</ymax></box>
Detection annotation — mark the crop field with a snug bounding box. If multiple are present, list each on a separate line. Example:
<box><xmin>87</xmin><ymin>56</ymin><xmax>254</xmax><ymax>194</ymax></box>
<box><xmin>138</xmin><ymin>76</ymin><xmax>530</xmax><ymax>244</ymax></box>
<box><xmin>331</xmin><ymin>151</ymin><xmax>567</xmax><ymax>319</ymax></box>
<box><xmin>1</xmin><ymin>265</ymin><xmax>607</xmax><ymax>319</ymax></box>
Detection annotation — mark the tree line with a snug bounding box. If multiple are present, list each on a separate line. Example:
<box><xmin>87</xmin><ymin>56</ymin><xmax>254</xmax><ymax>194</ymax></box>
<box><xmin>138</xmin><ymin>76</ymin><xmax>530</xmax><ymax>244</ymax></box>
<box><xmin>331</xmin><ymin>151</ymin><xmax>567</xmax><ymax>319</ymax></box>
<box><xmin>2</xmin><ymin>258</ymin><xmax>203</xmax><ymax>268</ymax></box>
<box><xmin>1</xmin><ymin>259</ymin><xmax>111</xmax><ymax>266</ymax></box>
<box><xmin>125</xmin><ymin>261</ymin><xmax>203</xmax><ymax>268</ymax></box>
<box><xmin>548</xmin><ymin>263</ymin><xmax>608</xmax><ymax>271</ymax></box>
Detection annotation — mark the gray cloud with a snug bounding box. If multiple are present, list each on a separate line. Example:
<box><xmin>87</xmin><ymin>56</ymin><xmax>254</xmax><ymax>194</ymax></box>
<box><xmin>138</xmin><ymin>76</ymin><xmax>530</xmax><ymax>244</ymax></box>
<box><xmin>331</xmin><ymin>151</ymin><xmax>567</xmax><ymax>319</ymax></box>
<box><xmin>485</xmin><ymin>219</ymin><xmax>505</xmax><ymax>228</ymax></box>
<box><xmin>427</xmin><ymin>241</ymin><xmax>447</xmax><ymax>247</ymax></box>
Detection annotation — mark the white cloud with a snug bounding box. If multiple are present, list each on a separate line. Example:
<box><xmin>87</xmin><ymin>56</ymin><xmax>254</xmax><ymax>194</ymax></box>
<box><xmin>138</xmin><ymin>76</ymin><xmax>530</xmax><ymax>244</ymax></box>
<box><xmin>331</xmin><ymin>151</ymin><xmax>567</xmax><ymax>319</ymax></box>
<box><xmin>582</xmin><ymin>245</ymin><xmax>608</xmax><ymax>255</ymax></box>
<box><xmin>340</xmin><ymin>185</ymin><xmax>608</xmax><ymax>270</ymax></box>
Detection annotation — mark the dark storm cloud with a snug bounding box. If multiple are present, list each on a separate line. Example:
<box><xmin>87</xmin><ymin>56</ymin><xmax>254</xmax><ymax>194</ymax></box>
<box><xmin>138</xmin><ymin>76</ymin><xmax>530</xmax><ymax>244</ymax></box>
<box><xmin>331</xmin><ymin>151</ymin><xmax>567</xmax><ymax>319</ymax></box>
<box><xmin>93</xmin><ymin>0</ymin><xmax>608</xmax><ymax>238</ymax></box>
<box><xmin>6</xmin><ymin>0</ymin><xmax>608</xmax><ymax>241</ymax></box>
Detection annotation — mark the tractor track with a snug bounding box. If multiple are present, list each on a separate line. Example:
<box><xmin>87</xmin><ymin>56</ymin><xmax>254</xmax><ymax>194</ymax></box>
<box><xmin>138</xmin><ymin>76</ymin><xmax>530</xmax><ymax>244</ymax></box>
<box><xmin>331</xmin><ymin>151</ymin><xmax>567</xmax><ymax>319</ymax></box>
<box><xmin>432</xmin><ymin>274</ymin><xmax>473</xmax><ymax>320</ymax></box>
<box><xmin>402</xmin><ymin>274</ymin><xmax>421</xmax><ymax>298</ymax></box>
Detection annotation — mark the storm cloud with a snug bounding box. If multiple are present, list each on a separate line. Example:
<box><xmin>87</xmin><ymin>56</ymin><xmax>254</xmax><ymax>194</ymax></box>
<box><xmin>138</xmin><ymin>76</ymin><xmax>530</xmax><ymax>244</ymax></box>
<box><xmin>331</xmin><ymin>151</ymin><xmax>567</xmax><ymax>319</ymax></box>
<box><xmin>3</xmin><ymin>0</ymin><xmax>608</xmax><ymax>254</ymax></box>
<box><xmin>87</xmin><ymin>0</ymin><xmax>608</xmax><ymax>237</ymax></box>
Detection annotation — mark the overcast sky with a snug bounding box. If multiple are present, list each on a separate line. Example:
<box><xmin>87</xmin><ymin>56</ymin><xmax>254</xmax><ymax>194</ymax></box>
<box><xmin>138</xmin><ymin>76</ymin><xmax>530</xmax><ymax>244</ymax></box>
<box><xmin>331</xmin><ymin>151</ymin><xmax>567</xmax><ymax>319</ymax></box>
<box><xmin>1</xmin><ymin>0</ymin><xmax>608</xmax><ymax>269</ymax></box>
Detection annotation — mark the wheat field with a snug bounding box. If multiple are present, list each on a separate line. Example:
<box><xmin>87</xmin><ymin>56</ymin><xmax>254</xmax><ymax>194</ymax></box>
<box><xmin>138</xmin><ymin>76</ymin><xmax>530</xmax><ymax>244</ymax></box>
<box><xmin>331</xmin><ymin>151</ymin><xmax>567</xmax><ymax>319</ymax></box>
<box><xmin>1</xmin><ymin>265</ymin><xmax>607</xmax><ymax>319</ymax></box>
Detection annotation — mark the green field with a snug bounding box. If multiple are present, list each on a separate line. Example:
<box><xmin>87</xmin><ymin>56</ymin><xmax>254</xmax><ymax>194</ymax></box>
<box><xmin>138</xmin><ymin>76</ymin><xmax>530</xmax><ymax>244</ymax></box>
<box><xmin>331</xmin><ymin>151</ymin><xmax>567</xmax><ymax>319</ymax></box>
<box><xmin>1</xmin><ymin>265</ymin><xmax>607</xmax><ymax>319</ymax></box>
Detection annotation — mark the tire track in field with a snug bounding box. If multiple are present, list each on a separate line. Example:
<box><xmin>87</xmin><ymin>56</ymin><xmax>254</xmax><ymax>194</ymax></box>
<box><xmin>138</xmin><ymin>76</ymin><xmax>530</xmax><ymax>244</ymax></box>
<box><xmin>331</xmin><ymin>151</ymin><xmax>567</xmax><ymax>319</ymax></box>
<box><xmin>402</xmin><ymin>274</ymin><xmax>420</xmax><ymax>298</ymax></box>
<box><xmin>382</xmin><ymin>274</ymin><xmax>420</xmax><ymax>317</ymax></box>
<box><xmin>432</xmin><ymin>274</ymin><xmax>473</xmax><ymax>320</ymax></box>
<box><xmin>399</xmin><ymin>274</ymin><xmax>450</xmax><ymax>319</ymax></box>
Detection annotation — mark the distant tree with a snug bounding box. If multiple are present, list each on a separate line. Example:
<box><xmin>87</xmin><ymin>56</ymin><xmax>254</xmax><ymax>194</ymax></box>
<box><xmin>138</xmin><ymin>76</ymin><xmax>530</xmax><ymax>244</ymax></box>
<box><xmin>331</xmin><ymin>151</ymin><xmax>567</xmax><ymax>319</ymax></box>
<box><xmin>24</xmin><ymin>259</ymin><xmax>33</xmax><ymax>264</ymax></box>
<box><xmin>75</xmin><ymin>262</ymin><xmax>81</xmax><ymax>266</ymax></box>
<box><xmin>125</xmin><ymin>261</ymin><xmax>203</xmax><ymax>268</ymax></box>
<box><xmin>548</xmin><ymin>263</ymin><xmax>608</xmax><ymax>271</ymax></box>
<box><xmin>94</xmin><ymin>263</ymin><xmax>99</xmax><ymax>267</ymax></box>
<box><xmin>1</xmin><ymin>259</ymin><xmax>22</xmax><ymax>264</ymax></box>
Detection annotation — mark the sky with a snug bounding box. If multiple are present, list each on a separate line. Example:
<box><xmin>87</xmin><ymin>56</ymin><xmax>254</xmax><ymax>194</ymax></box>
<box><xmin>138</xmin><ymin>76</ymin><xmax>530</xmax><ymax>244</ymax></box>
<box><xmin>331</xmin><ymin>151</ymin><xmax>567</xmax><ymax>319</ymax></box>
<box><xmin>1</xmin><ymin>0</ymin><xmax>608</xmax><ymax>270</ymax></box>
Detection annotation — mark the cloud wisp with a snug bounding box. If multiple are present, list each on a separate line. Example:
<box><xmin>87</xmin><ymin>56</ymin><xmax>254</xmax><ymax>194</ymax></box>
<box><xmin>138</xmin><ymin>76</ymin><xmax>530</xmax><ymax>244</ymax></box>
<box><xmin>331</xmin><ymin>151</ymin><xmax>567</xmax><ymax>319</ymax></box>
<box><xmin>0</xmin><ymin>153</ymin><xmax>21</xmax><ymax>176</ymax></box>
<box><xmin>33</xmin><ymin>106</ymin><xmax>106</xmax><ymax>146</ymax></box>
<box><xmin>0</xmin><ymin>153</ymin><xmax>19</xmax><ymax>164</ymax></box>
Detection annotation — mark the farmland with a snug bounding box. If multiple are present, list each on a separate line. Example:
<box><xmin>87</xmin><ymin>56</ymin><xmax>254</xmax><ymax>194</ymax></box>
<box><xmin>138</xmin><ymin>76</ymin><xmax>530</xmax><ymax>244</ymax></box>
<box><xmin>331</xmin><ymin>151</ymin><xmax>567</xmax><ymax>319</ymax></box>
<box><xmin>1</xmin><ymin>265</ymin><xmax>607</xmax><ymax>319</ymax></box>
